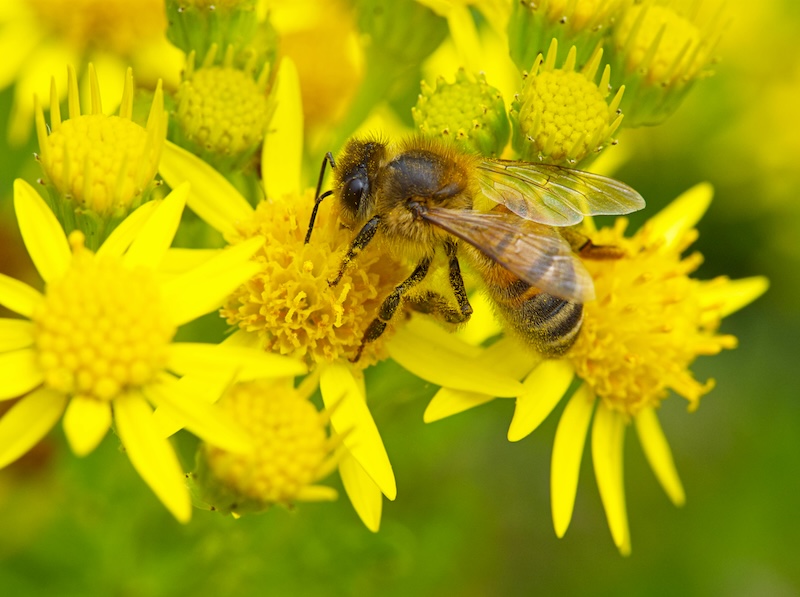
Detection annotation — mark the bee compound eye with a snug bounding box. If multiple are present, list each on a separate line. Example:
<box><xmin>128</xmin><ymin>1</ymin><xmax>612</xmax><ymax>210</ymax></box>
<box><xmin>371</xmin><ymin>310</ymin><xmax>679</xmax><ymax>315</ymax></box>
<box><xmin>342</xmin><ymin>175</ymin><xmax>366</xmax><ymax>213</ymax></box>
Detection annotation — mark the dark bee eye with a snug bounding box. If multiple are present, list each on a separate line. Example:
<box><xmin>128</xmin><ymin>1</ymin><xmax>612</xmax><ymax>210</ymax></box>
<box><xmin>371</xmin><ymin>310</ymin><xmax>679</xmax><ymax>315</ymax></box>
<box><xmin>342</xmin><ymin>175</ymin><xmax>367</xmax><ymax>213</ymax></box>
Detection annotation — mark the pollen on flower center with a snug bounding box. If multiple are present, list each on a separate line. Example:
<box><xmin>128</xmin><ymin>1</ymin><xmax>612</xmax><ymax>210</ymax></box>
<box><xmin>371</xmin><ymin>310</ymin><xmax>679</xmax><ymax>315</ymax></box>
<box><xmin>567</xmin><ymin>219</ymin><xmax>737</xmax><ymax>416</ymax></box>
<box><xmin>203</xmin><ymin>380</ymin><xmax>335</xmax><ymax>505</ymax></box>
<box><xmin>221</xmin><ymin>193</ymin><xmax>408</xmax><ymax>368</ymax></box>
<box><xmin>31</xmin><ymin>234</ymin><xmax>176</xmax><ymax>401</ymax></box>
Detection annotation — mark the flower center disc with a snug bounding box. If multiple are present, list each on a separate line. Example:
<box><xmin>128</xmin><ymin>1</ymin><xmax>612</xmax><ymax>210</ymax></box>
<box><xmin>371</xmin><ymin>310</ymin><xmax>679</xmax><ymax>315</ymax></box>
<box><xmin>32</xmin><ymin>251</ymin><xmax>175</xmax><ymax>401</ymax></box>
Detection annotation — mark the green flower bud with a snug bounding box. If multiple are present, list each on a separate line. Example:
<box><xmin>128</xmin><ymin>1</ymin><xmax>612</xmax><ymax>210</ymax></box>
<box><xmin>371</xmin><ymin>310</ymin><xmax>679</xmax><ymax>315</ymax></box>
<box><xmin>507</xmin><ymin>0</ymin><xmax>624</xmax><ymax>73</ymax></box>
<box><xmin>167</xmin><ymin>0</ymin><xmax>253</xmax><ymax>55</ymax></box>
<box><xmin>172</xmin><ymin>45</ymin><xmax>273</xmax><ymax>173</ymax></box>
<box><xmin>413</xmin><ymin>69</ymin><xmax>510</xmax><ymax>157</ymax></box>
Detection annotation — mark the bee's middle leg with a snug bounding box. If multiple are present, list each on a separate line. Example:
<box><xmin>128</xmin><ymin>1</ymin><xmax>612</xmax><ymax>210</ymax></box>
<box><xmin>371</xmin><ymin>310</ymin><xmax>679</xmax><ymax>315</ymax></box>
<box><xmin>352</xmin><ymin>256</ymin><xmax>433</xmax><ymax>362</ymax></box>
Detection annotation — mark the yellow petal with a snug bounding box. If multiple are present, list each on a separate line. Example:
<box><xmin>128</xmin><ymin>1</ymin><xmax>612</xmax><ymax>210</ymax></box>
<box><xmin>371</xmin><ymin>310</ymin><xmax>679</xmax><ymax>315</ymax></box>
<box><xmin>152</xmin><ymin>372</ymin><xmax>234</xmax><ymax>437</ymax></box>
<box><xmin>634</xmin><ymin>407</ymin><xmax>685</xmax><ymax>507</ymax></box>
<box><xmin>455</xmin><ymin>292</ymin><xmax>503</xmax><ymax>346</ymax></box>
<box><xmin>508</xmin><ymin>360</ymin><xmax>574</xmax><ymax>442</ymax></box>
<box><xmin>0</xmin><ymin>348</ymin><xmax>44</xmax><ymax>401</ymax></box>
<box><xmin>62</xmin><ymin>396</ymin><xmax>112</xmax><ymax>456</ymax></box>
<box><xmin>388</xmin><ymin>326</ymin><xmax>524</xmax><ymax>397</ymax></box>
<box><xmin>144</xmin><ymin>378</ymin><xmax>252</xmax><ymax>453</ymax></box>
<box><xmin>699</xmin><ymin>276</ymin><xmax>769</xmax><ymax>318</ymax></box>
<box><xmin>446</xmin><ymin>5</ymin><xmax>483</xmax><ymax>73</ymax></box>
<box><xmin>0</xmin><ymin>318</ymin><xmax>35</xmax><ymax>352</ymax></box>
<box><xmin>295</xmin><ymin>484</ymin><xmax>338</xmax><ymax>502</ymax></box>
<box><xmin>123</xmin><ymin>183</ymin><xmax>189</xmax><ymax>270</ymax></box>
<box><xmin>423</xmin><ymin>388</ymin><xmax>496</xmax><ymax>423</ymax></box>
<box><xmin>592</xmin><ymin>402</ymin><xmax>631</xmax><ymax>556</ymax></box>
<box><xmin>320</xmin><ymin>363</ymin><xmax>396</xmax><ymax>500</ymax></box>
<box><xmin>113</xmin><ymin>392</ymin><xmax>191</xmax><ymax>523</ymax></box>
<box><xmin>262</xmin><ymin>56</ymin><xmax>303</xmax><ymax>198</ymax></box>
<box><xmin>13</xmin><ymin>179</ymin><xmax>71</xmax><ymax>283</ymax></box>
<box><xmin>160</xmin><ymin>236</ymin><xmax>264</xmax><ymax>326</ymax></box>
<box><xmin>0</xmin><ymin>272</ymin><xmax>42</xmax><ymax>318</ymax></box>
<box><xmin>159</xmin><ymin>248</ymin><xmax>219</xmax><ymax>275</ymax></box>
<box><xmin>0</xmin><ymin>19</ymin><xmax>42</xmax><ymax>89</ymax></box>
<box><xmin>647</xmin><ymin>183</ymin><xmax>713</xmax><ymax>251</ymax></box>
<box><xmin>339</xmin><ymin>451</ymin><xmax>382</xmax><ymax>532</ymax></box>
<box><xmin>159</xmin><ymin>141</ymin><xmax>253</xmax><ymax>238</ymax></box>
<box><xmin>0</xmin><ymin>387</ymin><xmax>67</xmax><ymax>468</ymax></box>
<box><xmin>551</xmin><ymin>383</ymin><xmax>595</xmax><ymax>538</ymax></box>
<box><xmin>406</xmin><ymin>315</ymin><xmax>483</xmax><ymax>359</ymax></box>
<box><xmin>97</xmin><ymin>200</ymin><xmax>160</xmax><ymax>258</ymax></box>
<box><xmin>167</xmin><ymin>342</ymin><xmax>307</xmax><ymax>380</ymax></box>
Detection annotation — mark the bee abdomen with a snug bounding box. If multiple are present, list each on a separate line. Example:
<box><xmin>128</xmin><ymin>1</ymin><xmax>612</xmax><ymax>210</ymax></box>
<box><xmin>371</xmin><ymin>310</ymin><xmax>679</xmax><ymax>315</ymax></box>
<box><xmin>492</xmin><ymin>282</ymin><xmax>583</xmax><ymax>357</ymax></box>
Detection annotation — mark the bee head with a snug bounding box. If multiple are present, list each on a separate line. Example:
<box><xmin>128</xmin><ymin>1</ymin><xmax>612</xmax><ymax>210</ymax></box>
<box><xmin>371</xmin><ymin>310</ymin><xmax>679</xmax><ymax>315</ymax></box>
<box><xmin>335</xmin><ymin>137</ymin><xmax>387</xmax><ymax>223</ymax></box>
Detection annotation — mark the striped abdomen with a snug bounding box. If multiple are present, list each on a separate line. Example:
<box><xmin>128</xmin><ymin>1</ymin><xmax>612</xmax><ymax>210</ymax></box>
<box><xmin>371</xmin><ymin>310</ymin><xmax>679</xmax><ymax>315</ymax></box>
<box><xmin>479</xmin><ymin>260</ymin><xmax>584</xmax><ymax>357</ymax></box>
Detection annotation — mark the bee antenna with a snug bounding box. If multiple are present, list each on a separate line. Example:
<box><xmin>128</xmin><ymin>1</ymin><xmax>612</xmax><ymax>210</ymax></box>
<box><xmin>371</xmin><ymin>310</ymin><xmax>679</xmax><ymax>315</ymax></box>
<box><xmin>305</xmin><ymin>151</ymin><xmax>336</xmax><ymax>244</ymax></box>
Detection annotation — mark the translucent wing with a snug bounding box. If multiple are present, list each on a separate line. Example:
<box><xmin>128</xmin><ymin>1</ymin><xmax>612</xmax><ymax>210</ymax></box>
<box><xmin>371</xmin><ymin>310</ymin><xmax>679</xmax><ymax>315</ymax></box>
<box><xmin>476</xmin><ymin>159</ymin><xmax>645</xmax><ymax>226</ymax></box>
<box><xmin>421</xmin><ymin>207</ymin><xmax>595</xmax><ymax>302</ymax></box>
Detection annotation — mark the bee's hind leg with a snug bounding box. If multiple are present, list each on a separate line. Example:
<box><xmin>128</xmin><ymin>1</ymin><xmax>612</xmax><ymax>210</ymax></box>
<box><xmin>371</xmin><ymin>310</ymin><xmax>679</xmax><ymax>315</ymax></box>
<box><xmin>444</xmin><ymin>240</ymin><xmax>473</xmax><ymax>320</ymax></box>
<box><xmin>351</xmin><ymin>256</ymin><xmax>433</xmax><ymax>363</ymax></box>
<box><xmin>404</xmin><ymin>291</ymin><xmax>470</xmax><ymax>324</ymax></box>
<box><xmin>406</xmin><ymin>240</ymin><xmax>474</xmax><ymax>324</ymax></box>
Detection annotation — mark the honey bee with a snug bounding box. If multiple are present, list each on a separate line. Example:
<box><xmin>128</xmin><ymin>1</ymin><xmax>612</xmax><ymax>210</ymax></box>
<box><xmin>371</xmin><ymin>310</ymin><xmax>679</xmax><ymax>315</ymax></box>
<box><xmin>305</xmin><ymin>137</ymin><xmax>644</xmax><ymax>361</ymax></box>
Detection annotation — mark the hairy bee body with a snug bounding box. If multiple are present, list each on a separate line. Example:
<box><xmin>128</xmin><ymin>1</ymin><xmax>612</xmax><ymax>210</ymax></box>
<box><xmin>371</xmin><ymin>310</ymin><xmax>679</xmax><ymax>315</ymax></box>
<box><xmin>464</xmin><ymin>241</ymin><xmax>583</xmax><ymax>356</ymax></box>
<box><xmin>307</xmin><ymin>136</ymin><xmax>644</xmax><ymax>361</ymax></box>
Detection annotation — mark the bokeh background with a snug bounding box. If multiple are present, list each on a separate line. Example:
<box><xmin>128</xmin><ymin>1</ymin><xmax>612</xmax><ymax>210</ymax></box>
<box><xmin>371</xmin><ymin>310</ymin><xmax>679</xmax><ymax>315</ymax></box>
<box><xmin>1</xmin><ymin>0</ymin><xmax>798</xmax><ymax>595</ymax></box>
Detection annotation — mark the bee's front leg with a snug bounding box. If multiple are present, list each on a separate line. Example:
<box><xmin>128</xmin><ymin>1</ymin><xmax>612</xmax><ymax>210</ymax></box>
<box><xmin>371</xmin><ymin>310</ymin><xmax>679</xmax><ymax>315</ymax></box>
<box><xmin>351</xmin><ymin>256</ymin><xmax>433</xmax><ymax>363</ymax></box>
<box><xmin>329</xmin><ymin>215</ymin><xmax>381</xmax><ymax>287</ymax></box>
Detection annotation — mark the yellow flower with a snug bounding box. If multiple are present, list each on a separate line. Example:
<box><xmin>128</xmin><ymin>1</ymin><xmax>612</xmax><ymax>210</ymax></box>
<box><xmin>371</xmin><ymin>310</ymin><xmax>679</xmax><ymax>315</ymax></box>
<box><xmin>0</xmin><ymin>0</ymin><xmax>182</xmax><ymax>145</ymax></box>
<box><xmin>35</xmin><ymin>64</ymin><xmax>167</xmax><ymax>248</ymax></box>
<box><xmin>510</xmin><ymin>39</ymin><xmax>624</xmax><ymax>166</ymax></box>
<box><xmin>159</xmin><ymin>57</ymin><xmax>523</xmax><ymax>530</ymax></box>
<box><xmin>0</xmin><ymin>180</ymin><xmax>305</xmax><ymax>522</ymax></box>
<box><xmin>191</xmin><ymin>377</ymin><xmax>341</xmax><ymax>513</ymax></box>
<box><xmin>424</xmin><ymin>184</ymin><xmax>768</xmax><ymax>553</ymax></box>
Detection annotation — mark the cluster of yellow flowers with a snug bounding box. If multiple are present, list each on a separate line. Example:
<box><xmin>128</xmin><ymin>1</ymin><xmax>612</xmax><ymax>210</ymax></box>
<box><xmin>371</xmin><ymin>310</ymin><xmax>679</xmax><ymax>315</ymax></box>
<box><xmin>0</xmin><ymin>0</ymin><xmax>766</xmax><ymax>554</ymax></box>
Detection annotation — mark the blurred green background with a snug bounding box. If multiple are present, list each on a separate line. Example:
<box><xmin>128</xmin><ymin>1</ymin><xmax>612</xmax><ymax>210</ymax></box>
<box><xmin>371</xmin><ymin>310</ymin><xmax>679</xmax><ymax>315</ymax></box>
<box><xmin>1</xmin><ymin>1</ymin><xmax>799</xmax><ymax>595</ymax></box>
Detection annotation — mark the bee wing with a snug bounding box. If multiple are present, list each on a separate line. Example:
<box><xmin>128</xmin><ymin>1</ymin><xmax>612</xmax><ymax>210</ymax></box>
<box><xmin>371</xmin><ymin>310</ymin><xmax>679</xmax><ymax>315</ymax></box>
<box><xmin>422</xmin><ymin>207</ymin><xmax>595</xmax><ymax>302</ymax></box>
<box><xmin>476</xmin><ymin>159</ymin><xmax>645</xmax><ymax>226</ymax></box>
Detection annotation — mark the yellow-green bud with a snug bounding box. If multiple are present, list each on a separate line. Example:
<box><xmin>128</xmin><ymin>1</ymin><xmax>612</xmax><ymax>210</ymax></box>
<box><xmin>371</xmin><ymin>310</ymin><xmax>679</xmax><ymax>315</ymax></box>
<box><xmin>167</xmin><ymin>0</ymin><xmax>259</xmax><ymax>61</ymax></box>
<box><xmin>412</xmin><ymin>70</ymin><xmax>510</xmax><ymax>157</ymax></box>
<box><xmin>607</xmin><ymin>0</ymin><xmax>726</xmax><ymax>126</ymax></box>
<box><xmin>507</xmin><ymin>0</ymin><xmax>625</xmax><ymax>73</ymax></box>
<box><xmin>510</xmin><ymin>40</ymin><xmax>624</xmax><ymax>166</ymax></box>
<box><xmin>173</xmin><ymin>45</ymin><xmax>273</xmax><ymax>173</ymax></box>
<box><xmin>34</xmin><ymin>65</ymin><xmax>167</xmax><ymax>250</ymax></box>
